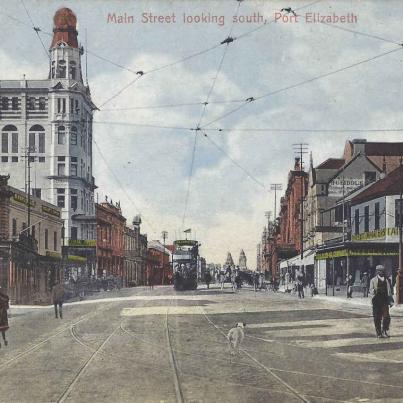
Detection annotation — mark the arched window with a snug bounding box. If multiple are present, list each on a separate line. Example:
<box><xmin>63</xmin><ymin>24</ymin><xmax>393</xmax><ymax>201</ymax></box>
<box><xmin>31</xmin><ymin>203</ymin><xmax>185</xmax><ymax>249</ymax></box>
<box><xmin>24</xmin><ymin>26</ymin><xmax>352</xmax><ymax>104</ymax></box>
<box><xmin>2</xmin><ymin>125</ymin><xmax>18</xmax><ymax>154</ymax></box>
<box><xmin>70</xmin><ymin>126</ymin><xmax>77</xmax><ymax>145</ymax></box>
<box><xmin>69</xmin><ymin>61</ymin><xmax>76</xmax><ymax>80</ymax></box>
<box><xmin>30</xmin><ymin>125</ymin><xmax>45</xmax><ymax>153</ymax></box>
<box><xmin>57</xmin><ymin>60</ymin><xmax>66</xmax><ymax>78</ymax></box>
<box><xmin>57</xmin><ymin>126</ymin><xmax>65</xmax><ymax>145</ymax></box>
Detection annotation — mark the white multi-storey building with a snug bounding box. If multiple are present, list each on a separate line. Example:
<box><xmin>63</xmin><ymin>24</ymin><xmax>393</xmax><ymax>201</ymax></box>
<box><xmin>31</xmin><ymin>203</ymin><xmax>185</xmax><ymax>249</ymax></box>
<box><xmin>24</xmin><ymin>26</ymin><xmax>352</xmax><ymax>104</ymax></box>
<box><xmin>0</xmin><ymin>8</ymin><xmax>97</xmax><ymax>272</ymax></box>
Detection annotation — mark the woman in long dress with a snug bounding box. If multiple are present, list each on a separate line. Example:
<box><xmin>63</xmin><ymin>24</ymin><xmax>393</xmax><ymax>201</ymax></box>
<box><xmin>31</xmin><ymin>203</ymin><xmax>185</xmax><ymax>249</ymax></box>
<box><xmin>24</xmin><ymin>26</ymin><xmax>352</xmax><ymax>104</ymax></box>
<box><xmin>0</xmin><ymin>286</ymin><xmax>9</xmax><ymax>348</ymax></box>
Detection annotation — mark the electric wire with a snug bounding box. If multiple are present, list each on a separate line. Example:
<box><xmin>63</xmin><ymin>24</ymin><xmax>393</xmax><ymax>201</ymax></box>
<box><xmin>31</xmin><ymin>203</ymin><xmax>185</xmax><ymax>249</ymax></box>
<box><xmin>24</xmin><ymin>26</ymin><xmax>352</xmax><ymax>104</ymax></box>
<box><xmin>20</xmin><ymin>0</ymin><xmax>50</xmax><ymax>60</ymax></box>
<box><xmin>93</xmin><ymin>139</ymin><xmax>156</xmax><ymax>232</ymax></box>
<box><xmin>201</xmin><ymin>45</ymin><xmax>403</xmax><ymax>128</ymax></box>
<box><xmin>318</xmin><ymin>22</ymin><xmax>402</xmax><ymax>46</ymax></box>
<box><xmin>201</xmin><ymin>131</ymin><xmax>268</xmax><ymax>191</ymax></box>
<box><xmin>181</xmin><ymin>0</ymin><xmax>242</xmax><ymax>228</ymax></box>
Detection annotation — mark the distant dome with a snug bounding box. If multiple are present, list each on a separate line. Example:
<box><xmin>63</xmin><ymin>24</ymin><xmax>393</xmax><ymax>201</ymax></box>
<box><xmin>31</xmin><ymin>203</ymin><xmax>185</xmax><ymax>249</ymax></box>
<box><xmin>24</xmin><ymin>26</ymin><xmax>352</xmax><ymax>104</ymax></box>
<box><xmin>132</xmin><ymin>215</ymin><xmax>142</xmax><ymax>226</ymax></box>
<box><xmin>51</xmin><ymin>8</ymin><xmax>78</xmax><ymax>48</ymax></box>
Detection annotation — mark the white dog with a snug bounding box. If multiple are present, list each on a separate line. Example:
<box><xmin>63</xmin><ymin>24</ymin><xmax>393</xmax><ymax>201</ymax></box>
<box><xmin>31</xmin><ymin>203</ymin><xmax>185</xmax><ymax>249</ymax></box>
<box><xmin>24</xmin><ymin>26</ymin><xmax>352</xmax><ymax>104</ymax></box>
<box><xmin>227</xmin><ymin>322</ymin><xmax>246</xmax><ymax>357</ymax></box>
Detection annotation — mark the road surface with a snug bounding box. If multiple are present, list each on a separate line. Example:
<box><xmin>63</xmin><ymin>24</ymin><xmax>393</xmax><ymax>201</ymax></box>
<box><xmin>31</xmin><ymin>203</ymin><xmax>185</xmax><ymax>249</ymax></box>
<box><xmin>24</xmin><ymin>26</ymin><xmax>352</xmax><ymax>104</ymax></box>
<box><xmin>1</xmin><ymin>285</ymin><xmax>403</xmax><ymax>402</ymax></box>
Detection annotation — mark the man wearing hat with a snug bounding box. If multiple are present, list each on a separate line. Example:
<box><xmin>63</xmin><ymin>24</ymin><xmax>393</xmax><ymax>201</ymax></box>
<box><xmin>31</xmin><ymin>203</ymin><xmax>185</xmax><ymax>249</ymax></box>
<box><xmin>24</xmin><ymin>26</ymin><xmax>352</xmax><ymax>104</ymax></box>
<box><xmin>369</xmin><ymin>265</ymin><xmax>393</xmax><ymax>338</ymax></box>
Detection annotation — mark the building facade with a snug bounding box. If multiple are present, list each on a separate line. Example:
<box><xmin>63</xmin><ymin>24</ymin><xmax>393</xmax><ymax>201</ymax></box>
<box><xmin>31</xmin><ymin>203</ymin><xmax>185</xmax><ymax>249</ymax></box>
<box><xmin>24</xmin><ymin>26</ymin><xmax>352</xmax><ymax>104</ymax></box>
<box><xmin>147</xmin><ymin>240</ymin><xmax>171</xmax><ymax>285</ymax></box>
<box><xmin>0</xmin><ymin>175</ymin><xmax>63</xmax><ymax>304</ymax></box>
<box><xmin>96</xmin><ymin>199</ymin><xmax>125</xmax><ymax>279</ymax></box>
<box><xmin>123</xmin><ymin>215</ymin><xmax>148</xmax><ymax>287</ymax></box>
<box><xmin>263</xmin><ymin>158</ymin><xmax>308</xmax><ymax>280</ymax></box>
<box><xmin>0</xmin><ymin>8</ymin><xmax>97</xmax><ymax>276</ymax></box>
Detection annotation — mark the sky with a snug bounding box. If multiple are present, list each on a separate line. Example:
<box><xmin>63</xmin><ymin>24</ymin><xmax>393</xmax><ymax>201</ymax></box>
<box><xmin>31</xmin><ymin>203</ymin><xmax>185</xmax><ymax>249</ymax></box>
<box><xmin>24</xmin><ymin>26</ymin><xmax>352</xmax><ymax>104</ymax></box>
<box><xmin>1</xmin><ymin>0</ymin><xmax>403</xmax><ymax>266</ymax></box>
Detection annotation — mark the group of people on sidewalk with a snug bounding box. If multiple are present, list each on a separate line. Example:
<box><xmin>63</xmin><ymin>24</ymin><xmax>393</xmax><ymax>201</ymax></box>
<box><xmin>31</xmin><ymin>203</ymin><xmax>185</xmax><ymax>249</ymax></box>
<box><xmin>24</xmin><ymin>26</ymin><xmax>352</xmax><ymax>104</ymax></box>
<box><xmin>0</xmin><ymin>264</ymin><xmax>397</xmax><ymax>348</ymax></box>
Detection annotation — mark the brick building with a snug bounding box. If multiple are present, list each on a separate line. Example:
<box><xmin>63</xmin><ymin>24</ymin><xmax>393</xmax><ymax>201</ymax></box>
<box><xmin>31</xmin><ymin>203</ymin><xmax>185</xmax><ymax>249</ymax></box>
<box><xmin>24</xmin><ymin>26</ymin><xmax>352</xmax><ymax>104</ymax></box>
<box><xmin>147</xmin><ymin>240</ymin><xmax>171</xmax><ymax>285</ymax></box>
<box><xmin>0</xmin><ymin>175</ymin><xmax>63</xmax><ymax>304</ymax></box>
<box><xmin>96</xmin><ymin>199</ymin><xmax>125</xmax><ymax>279</ymax></box>
<box><xmin>263</xmin><ymin>158</ymin><xmax>308</xmax><ymax>279</ymax></box>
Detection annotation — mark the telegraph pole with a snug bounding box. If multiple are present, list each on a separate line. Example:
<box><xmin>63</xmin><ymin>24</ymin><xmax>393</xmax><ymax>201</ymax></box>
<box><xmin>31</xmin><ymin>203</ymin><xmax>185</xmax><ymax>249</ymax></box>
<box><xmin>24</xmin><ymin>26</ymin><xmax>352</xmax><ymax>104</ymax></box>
<box><xmin>293</xmin><ymin>144</ymin><xmax>309</xmax><ymax>260</ymax></box>
<box><xmin>270</xmin><ymin>183</ymin><xmax>282</xmax><ymax>221</ymax></box>
<box><xmin>162</xmin><ymin>230</ymin><xmax>168</xmax><ymax>285</ymax></box>
<box><xmin>397</xmin><ymin>157</ymin><xmax>403</xmax><ymax>304</ymax></box>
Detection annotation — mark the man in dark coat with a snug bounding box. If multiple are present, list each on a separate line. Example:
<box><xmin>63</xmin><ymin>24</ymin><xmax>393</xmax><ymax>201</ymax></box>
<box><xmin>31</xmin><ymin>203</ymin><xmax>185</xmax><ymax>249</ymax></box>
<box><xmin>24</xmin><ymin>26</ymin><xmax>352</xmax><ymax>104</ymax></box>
<box><xmin>205</xmin><ymin>271</ymin><xmax>212</xmax><ymax>289</ymax></box>
<box><xmin>0</xmin><ymin>286</ymin><xmax>9</xmax><ymax>347</ymax></box>
<box><xmin>369</xmin><ymin>265</ymin><xmax>393</xmax><ymax>338</ymax></box>
<box><xmin>52</xmin><ymin>282</ymin><xmax>65</xmax><ymax>319</ymax></box>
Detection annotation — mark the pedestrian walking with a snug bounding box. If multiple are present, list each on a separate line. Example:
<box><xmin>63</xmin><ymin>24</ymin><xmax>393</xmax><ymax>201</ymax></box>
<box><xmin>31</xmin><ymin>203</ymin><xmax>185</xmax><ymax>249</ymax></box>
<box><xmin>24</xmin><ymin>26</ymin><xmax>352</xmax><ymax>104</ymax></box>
<box><xmin>346</xmin><ymin>274</ymin><xmax>353</xmax><ymax>298</ymax></box>
<box><xmin>227</xmin><ymin>322</ymin><xmax>246</xmax><ymax>359</ymax></box>
<box><xmin>369</xmin><ymin>265</ymin><xmax>393</xmax><ymax>338</ymax></box>
<box><xmin>253</xmin><ymin>272</ymin><xmax>259</xmax><ymax>292</ymax></box>
<box><xmin>0</xmin><ymin>286</ymin><xmax>9</xmax><ymax>348</ymax></box>
<box><xmin>52</xmin><ymin>282</ymin><xmax>64</xmax><ymax>319</ymax></box>
<box><xmin>147</xmin><ymin>267</ymin><xmax>154</xmax><ymax>290</ymax></box>
<box><xmin>205</xmin><ymin>271</ymin><xmax>212</xmax><ymax>289</ymax></box>
<box><xmin>219</xmin><ymin>271</ymin><xmax>226</xmax><ymax>291</ymax></box>
<box><xmin>361</xmin><ymin>272</ymin><xmax>369</xmax><ymax>297</ymax></box>
<box><xmin>231</xmin><ymin>271</ymin><xmax>237</xmax><ymax>292</ymax></box>
<box><xmin>296</xmin><ymin>269</ymin><xmax>304</xmax><ymax>299</ymax></box>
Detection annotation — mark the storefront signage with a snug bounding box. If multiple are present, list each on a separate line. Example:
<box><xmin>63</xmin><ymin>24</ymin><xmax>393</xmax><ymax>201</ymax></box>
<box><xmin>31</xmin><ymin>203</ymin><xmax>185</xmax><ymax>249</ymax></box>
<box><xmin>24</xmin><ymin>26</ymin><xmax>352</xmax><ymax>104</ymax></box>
<box><xmin>328</xmin><ymin>177</ymin><xmax>364</xmax><ymax>197</ymax></box>
<box><xmin>315</xmin><ymin>248</ymin><xmax>398</xmax><ymax>260</ymax></box>
<box><xmin>67</xmin><ymin>255</ymin><xmax>87</xmax><ymax>263</ymax></box>
<box><xmin>174</xmin><ymin>240</ymin><xmax>198</xmax><ymax>247</ymax></box>
<box><xmin>42</xmin><ymin>205</ymin><xmax>61</xmax><ymax>218</ymax></box>
<box><xmin>352</xmin><ymin>227</ymin><xmax>398</xmax><ymax>241</ymax></box>
<box><xmin>69</xmin><ymin>239</ymin><xmax>96</xmax><ymax>247</ymax></box>
<box><xmin>13</xmin><ymin>193</ymin><xmax>36</xmax><ymax>207</ymax></box>
<box><xmin>46</xmin><ymin>251</ymin><xmax>62</xmax><ymax>259</ymax></box>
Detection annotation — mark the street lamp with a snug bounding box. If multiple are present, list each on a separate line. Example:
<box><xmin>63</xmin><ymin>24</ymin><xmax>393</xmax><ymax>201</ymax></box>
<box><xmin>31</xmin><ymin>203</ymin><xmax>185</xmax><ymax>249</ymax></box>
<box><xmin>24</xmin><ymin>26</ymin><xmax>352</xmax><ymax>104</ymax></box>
<box><xmin>161</xmin><ymin>231</ymin><xmax>168</xmax><ymax>285</ymax></box>
<box><xmin>396</xmin><ymin>158</ymin><xmax>403</xmax><ymax>304</ymax></box>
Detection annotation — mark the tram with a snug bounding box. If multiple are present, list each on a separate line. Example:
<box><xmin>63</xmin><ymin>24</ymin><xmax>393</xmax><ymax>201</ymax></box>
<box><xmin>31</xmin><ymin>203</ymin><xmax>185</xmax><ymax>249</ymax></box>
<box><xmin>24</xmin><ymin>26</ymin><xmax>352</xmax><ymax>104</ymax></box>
<box><xmin>172</xmin><ymin>239</ymin><xmax>199</xmax><ymax>290</ymax></box>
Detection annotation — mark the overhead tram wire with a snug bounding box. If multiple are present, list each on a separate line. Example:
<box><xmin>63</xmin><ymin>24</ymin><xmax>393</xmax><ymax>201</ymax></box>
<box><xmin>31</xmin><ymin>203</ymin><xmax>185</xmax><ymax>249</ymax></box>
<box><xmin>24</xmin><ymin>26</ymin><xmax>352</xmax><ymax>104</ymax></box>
<box><xmin>200</xmin><ymin>45</ymin><xmax>403</xmax><ymax>129</ymax></box>
<box><xmin>235</xmin><ymin>0</ymin><xmax>324</xmax><ymax>41</ymax></box>
<box><xmin>201</xmin><ymin>130</ymin><xmax>268</xmax><ymax>191</ymax></box>
<box><xmin>20</xmin><ymin>0</ymin><xmax>50</xmax><ymax>61</ymax></box>
<box><xmin>93</xmin><ymin>121</ymin><xmax>192</xmax><ymax>131</ymax></box>
<box><xmin>93</xmin><ymin>139</ymin><xmax>156</xmax><ymax>233</ymax></box>
<box><xmin>202</xmin><ymin>127</ymin><xmax>403</xmax><ymax>133</ymax></box>
<box><xmin>100</xmin><ymin>99</ymin><xmax>245</xmax><ymax>112</ymax></box>
<box><xmin>318</xmin><ymin>22</ymin><xmax>402</xmax><ymax>46</ymax></box>
<box><xmin>181</xmin><ymin>0</ymin><xmax>242</xmax><ymax>228</ymax></box>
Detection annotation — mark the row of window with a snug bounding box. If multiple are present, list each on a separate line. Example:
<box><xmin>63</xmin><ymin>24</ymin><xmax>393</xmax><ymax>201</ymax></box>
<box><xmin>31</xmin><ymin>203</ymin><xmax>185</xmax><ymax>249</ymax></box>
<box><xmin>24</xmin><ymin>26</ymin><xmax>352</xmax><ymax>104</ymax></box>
<box><xmin>1</xmin><ymin>124</ymin><xmax>91</xmax><ymax>154</ymax></box>
<box><xmin>12</xmin><ymin>219</ymin><xmax>58</xmax><ymax>251</ymax></box>
<box><xmin>51</xmin><ymin>60</ymin><xmax>77</xmax><ymax>80</ymax></box>
<box><xmin>353</xmin><ymin>200</ymin><xmax>402</xmax><ymax>234</ymax></box>
<box><xmin>56</xmin><ymin>187</ymin><xmax>94</xmax><ymax>214</ymax></box>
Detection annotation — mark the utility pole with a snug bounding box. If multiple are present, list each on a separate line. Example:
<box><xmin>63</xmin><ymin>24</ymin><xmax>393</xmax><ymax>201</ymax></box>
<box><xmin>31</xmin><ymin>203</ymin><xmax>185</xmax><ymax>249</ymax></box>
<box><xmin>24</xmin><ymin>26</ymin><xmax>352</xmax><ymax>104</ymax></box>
<box><xmin>270</xmin><ymin>183</ymin><xmax>282</xmax><ymax>221</ymax></box>
<box><xmin>162</xmin><ymin>230</ymin><xmax>168</xmax><ymax>285</ymax></box>
<box><xmin>264</xmin><ymin>211</ymin><xmax>271</xmax><ymax>274</ymax></box>
<box><xmin>22</xmin><ymin>146</ymin><xmax>35</xmax><ymax>236</ymax></box>
<box><xmin>293</xmin><ymin>144</ymin><xmax>309</xmax><ymax>260</ymax></box>
<box><xmin>397</xmin><ymin>157</ymin><xmax>403</xmax><ymax>304</ymax></box>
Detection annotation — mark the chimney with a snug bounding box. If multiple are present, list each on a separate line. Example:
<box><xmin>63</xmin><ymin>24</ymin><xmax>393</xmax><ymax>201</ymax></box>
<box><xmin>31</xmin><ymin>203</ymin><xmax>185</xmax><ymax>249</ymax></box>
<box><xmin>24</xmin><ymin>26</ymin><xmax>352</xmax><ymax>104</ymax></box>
<box><xmin>351</xmin><ymin>138</ymin><xmax>367</xmax><ymax>156</ymax></box>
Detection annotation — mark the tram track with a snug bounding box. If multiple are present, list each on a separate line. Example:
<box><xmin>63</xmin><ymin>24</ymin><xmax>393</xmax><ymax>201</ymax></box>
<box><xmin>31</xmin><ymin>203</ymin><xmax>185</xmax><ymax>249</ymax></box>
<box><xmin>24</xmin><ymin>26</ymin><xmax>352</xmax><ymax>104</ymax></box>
<box><xmin>0</xmin><ymin>310</ymin><xmax>96</xmax><ymax>371</ymax></box>
<box><xmin>57</xmin><ymin>324</ymin><xmax>121</xmax><ymax>403</ymax></box>
<box><xmin>199</xmin><ymin>305</ymin><xmax>312</xmax><ymax>403</ymax></box>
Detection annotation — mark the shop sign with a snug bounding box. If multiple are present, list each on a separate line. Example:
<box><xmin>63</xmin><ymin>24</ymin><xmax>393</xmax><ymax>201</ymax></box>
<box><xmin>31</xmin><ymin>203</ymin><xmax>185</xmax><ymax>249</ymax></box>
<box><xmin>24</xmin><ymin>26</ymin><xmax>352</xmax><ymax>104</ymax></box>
<box><xmin>46</xmin><ymin>251</ymin><xmax>62</xmax><ymax>259</ymax></box>
<box><xmin>328</xmin><ymin>177</ymin><xmax>364</xmax><ymax>197</ymax></box>
<box><xmin>69</xmin><ymin>239</ymin><xmax>96</xmax><ymax>247</ymax></box>
<box><xmin>67</xmin><ymin>255</ymin><xmax>87</xmax><ymax>263</ymax></box>
<box><xmin>315</xmin><ymin>248</ymin><xmax>398</xmax><ymax>260</ymax></box>
<box><xmin>13</xmin><ymin>193</ymin><xmax>36</xmax><ymax>208</ymax></box>
<box><xmin>352</xmin><ymin>227</ymin><xmax>398</xmax><ymax>241</ymax></box>
<box><xmin>42</xmin><ymin>205</ymin><xmax>61</xmax><ymax>218</ymax></box>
